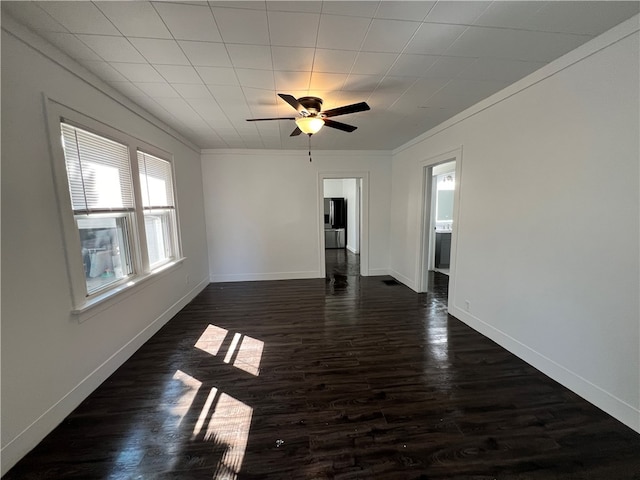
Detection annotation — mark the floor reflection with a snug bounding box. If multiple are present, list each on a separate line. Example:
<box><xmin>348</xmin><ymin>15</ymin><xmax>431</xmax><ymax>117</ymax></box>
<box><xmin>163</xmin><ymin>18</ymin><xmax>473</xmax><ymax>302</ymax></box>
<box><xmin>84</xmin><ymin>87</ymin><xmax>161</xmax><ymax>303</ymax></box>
<box><xmin>325</xmin><ymin>248</ymin><xmax>359</xmax><ymax>295</ymax></box>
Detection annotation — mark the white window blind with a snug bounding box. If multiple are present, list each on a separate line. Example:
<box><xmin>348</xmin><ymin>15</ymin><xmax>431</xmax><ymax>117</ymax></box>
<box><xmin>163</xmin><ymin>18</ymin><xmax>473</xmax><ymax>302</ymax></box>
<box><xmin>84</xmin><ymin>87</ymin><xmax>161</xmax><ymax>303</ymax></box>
<box><xmin>61</xmin><ymin>122</ymin><xmax>135</xmax><ymax>214</ymax></box>
<box><xmin>137</xmin><ymin>151</ymin><xmax>175</xmax><ymax>209</ymax></box>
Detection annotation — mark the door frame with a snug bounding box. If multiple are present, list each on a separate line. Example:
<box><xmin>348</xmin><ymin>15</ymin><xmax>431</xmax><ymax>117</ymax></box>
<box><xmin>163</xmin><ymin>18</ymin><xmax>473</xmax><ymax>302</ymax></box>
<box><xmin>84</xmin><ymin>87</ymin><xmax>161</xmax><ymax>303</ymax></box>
<box><xmin>416</xmin><ymin>148</ymin><xmax>463</xmax><ymax>294</ymax></box>
<box><xmin>318</xmin><ymin>172</ymin><xmax>369</xmax><ymax>277</ymax></box>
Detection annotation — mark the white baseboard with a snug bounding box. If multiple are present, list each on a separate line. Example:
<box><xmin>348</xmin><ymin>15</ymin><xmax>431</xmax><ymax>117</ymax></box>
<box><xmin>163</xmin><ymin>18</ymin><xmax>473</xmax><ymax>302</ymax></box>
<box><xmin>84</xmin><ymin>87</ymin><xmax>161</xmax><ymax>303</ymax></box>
<box><xmin>388</xmin><ymin>269</ymin><xmax>416</xmax><ymax>290</ymax></box>
<box><xmin>366</xmin><ymin>267</ymin><xmax>390</xmax><ymax>277</ymax></box>
<box><xmin>210</xmin><ymin>270</ymin><xmax>320</xmax><ymax>283</ymax></box>
<box><xmin>449</xmin><ymin>305</ymin><xmax>640</xmax><ymax>434</ymax></box>
<box><xmin>346</xmin><ymin>245</ymin><xmax>359</xmax><ymax>254</ymax></box>
<box><xmin>0</xmin><ymin>278</ymin><xmax>209</xmax><ymax>476</ymax></box>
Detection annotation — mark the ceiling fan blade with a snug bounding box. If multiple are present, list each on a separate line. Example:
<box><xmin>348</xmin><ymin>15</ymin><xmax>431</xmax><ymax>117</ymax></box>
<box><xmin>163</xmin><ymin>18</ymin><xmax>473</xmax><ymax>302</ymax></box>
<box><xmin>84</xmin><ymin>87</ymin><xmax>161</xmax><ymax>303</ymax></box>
<box><xmin>278</xmin><ymin>93</ymin><xmax>309</xmax><ymax>114</ymax></box>
<box><xmin>321</xmin><ymin>101</ymin><xmax>370</xmax><ymax>118</ymax></box>
<box><xmin>323</xmin><ymin>119</ymin><xmax>357</xmax><ymax>133</ymax></box>
<box><xmin>246</xmin><ymin>117</ymin><xmax>296</xmax><ymax>122</ymax></box>
<box><xmin>290</xmin><ymin>126</ymin><xmax>302</xmax><ymax>136</ymax></box>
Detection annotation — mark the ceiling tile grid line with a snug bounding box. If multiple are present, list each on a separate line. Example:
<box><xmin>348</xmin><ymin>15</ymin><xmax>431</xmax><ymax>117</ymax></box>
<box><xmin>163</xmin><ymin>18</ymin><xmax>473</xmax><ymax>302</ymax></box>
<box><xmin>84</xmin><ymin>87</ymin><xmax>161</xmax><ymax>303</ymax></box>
<box><xmin>4</xmin><ymin>1</ymin><xmax>637</xmax><ymax>150</ymax></box>
<box><xmin>149</xmin><ymin>1</ymin><xmax>242</xmax><ymax>148</ymax></box>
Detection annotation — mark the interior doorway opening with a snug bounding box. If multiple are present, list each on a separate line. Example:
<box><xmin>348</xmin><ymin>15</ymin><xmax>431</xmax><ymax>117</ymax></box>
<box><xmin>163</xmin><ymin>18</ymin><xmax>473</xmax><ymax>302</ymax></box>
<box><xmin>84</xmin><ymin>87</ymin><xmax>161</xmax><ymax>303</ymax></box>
<box><xmin>323</xmin><ymin>178</ymin><xmax>361</xmax><ymax>278</ymax></box>
<box><xmin>319</xmin><ymin>173</ymin><xmax>369</xmax><ymax>279</ymax></box>
<box><xmin>418</xmin><ymin>150</ymin><xmax>461</xmax><ymax>296</ymax></box>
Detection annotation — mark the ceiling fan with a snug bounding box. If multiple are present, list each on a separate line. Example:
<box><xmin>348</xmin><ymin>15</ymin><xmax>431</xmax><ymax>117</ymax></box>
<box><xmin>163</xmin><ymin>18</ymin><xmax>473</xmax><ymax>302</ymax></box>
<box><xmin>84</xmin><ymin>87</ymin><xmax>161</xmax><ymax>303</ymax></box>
<box><xmin>246</xmin><ymin>93</ymin><xmax>370</xmax><ymax>136</ymax></box>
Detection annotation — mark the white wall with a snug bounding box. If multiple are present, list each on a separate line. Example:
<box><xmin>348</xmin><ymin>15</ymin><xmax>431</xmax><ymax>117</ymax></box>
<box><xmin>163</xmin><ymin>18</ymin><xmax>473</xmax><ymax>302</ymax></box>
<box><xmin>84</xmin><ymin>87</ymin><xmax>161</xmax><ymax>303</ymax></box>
<box><xmin>1</xmin><ymin>22</ymin><xmax>210</xmax><ymax>473</ymax></box>
<box><xmin>343</xmin><ymin>179</ymin><xmax>359</xmax><ymax>253</ymax></box>
<box><xmin>201</xmin><ymin>150</ymin><xmax>391</xmax><ymax>281</ymax></box>
<box><xmin>323</xmin><ymin>179</ymin><xmax>344</xmax><ymax>198</ymax></box>
<box><xmin>390</xmin><ymin>19</ymin><xmax>640</xmax><ymax>432</ymax></box>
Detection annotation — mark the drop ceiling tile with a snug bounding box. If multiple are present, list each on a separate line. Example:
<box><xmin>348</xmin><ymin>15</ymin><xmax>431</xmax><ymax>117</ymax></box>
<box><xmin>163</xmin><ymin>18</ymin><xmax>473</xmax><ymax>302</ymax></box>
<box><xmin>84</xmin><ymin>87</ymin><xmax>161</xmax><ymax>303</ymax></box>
<box><xmin>473</xmin><ymin>2</ymin><xmax>546</xmax><ymax>30</ymax></box>
<box><xmin>254</xmin><ymin>121</ymin><xmax>281</xmax><ymax>135</ymax></box>
<box><xmin>423</xmin><ymin>56</ymin><xmax>477</xmax><ymax>79</ymax></box>
<box><xmin>274</xmin><ymin>71</ymin><xmax>311</xmax><ymax>91</ymax></box>
<box><xmin>226</xmin><ymin>44</ymin><xmax>273</xmax><ymax>70</ymax></box>
<box><xmin>272</xmin><ymin>46</ymin><xmax>315</xmax><ymax>72</ymax></box>
<box><xmin>267</xmin><ymin>11</ymin><xmax>320</xmax><ymax>48</ymax></box>
<box><xmin>310</xmin><ymin>72</ymin><xmax>348</xmax><ymax>91</ymax></box>
<box><xmin>133</xmin><ymin>82</ymin><xmax>180</xmax><ymax>98</ymax></box>
<box><xmin>37</xmin><ymin>1</ymin><xmax>119</xmax><ymax>35</ymax></box>
<box><xmin>425</xmin><ymin>1</ymin><xmax>492</xmax><ymax>25</ymax></box>
<box><xmin>133</xmin><ymin>96</ymin><xmax>177</xmax><ymax>119</ymax></box>
<box><xmin>524</xmin><ymin>1</ymin><xmax>640</xmax><ymax>35</ymax></box>
<box><xmin>155</xmin><ymin>65</ymin><xmax>203</xmax><ymax>84</ymax></box>
<box><xmin>155</xmin><ymin>97</ymin><xmax>203</xmax><ymax>121</ymax></box>
<box><xmin>423</xmin><ymin>78</ymin><xmax>509</xmax><ymax>109</ymax></box>
<box><xmin>235</xmin><ymin>68</ymin><xmax>275</xmax><ymax>90</ymax></box>
<box><xmin>2</xmin><ymin>2</ymin><xmax>68</xmax><ymax>32</ymax></box>
<box><xmin>129</xmin><ymin>38</ymin><xmax>190</xmax><ymax>65</ymax></box>
<box><xmin>210</xmin><ymin>1</ymin><xmax>266</xmax><ymax>11</ymax></box>
<box><xmin>342</xmin><ymin>74</ymin><xmax>382</xmax><ymax>92</ymax></box>
<box><xmin>195</xmin><ymin>66</ymin><xmax>239</xmax><ymax>85</ymax></box>
<box><xmin>76</xmin><ymin>35</ymin><xmax>146</xmax><ymax>63</ymax></box>
<box><xmin>321</xmin><ymin>1</ymin><xmax>379</xmax><ymax>18</ymax></box>
<box><xmin>312</xmin><ymin>49</ymin><xmax>358</xmax><ymax>73</ymax></box>
<box><xmin>445</xmin><ymin>26</ymin><xmax>591</xmax><ymax>63</ymax></box>
<box><xmin>107</xmin><ymin>81</ymin><xmax>147</xmax><ymax>99</ymax></box>
<box><xmin>266</xmin><ymin>1</ymin><xmax>322</xmax><ymax>13</ymax></box>
<box><xmin>367</xmin><ymin>88</ymin><xmax>410</xmax><ymax>110</ymax></box>
<box><xmin>243</xmin><ymin>88</ymin><xmax>279</xmax><ymax>107</ymax></box>
<box><xmin>404</xmin><ymin>23</ymin><xmax>467</xmax><ymax>55</ymax></box>
<box><xmin>38</xmin><ymin>32</ymin><xmax>103</xmax><ymax>61</ymax></box>
<box><xmin>405</xmin><ymin>76</ymin><xmax>450</xmax><ymax>98</ymax></box>
<box><xmin>178</xmin><ymin>41</ymin><xmax>232</xmax><ymax>67</ymax></box>
<box><xmin>212</xmin><ymin>7</ymin><xmax>269</xmax><ymax>45</ymax></box>
<box><xmin>207</xmin><ymin>85</ymin><xmax>246</xmax><ymax>105</ymax></box>
<box><xmin>352</xmin><ymin>52</ymin><xmax>398</xmax><ymax>75</ymax></box>
<box><xmin>94</xmin><ymin>2</ymin><xmax>172</xmax><ymax>39</ymax></box>
<box><xmin>227</xmin><ymin>104</ymin><xmax>253</xmax><ymax>123</ymax></box>
<box><xmin>110</xmin><ymin>62</ymin><xmax>166</xmax><ymax>83</ymax></box>
<box><xmin>316</xmin><ymin>14</ymin><xmax>371</xmax><ymax>51</ymax></box>
<box><xmin>456</xmin><ymin>58</ymin><xmax>545</xmax><ymax>83</ymax></box>
<box><xmin>250</xmin><ymin>106</ymin><xmax>282</xmax><ymax>120</ymax></box>
<box><xmin>186</xmin><ymin>98</ymin><xmax>227</xmax><ymax>121</ymax></box>
<box><xmin>388</xmin><ymin>53</ymin><xmax>439</xmax><ymax>76</ymax></box>
<box><xmin>153</xmin><ymin>2</ymin><xmax>222</xmax><ymax>42</ymax></box>
<box><xmin>361</xmin><ymin>19</ymin><xmax>421</xmax><ymax>53</ymax></box>
<box><xmin>374</xmin><ymin>1</ymin><xmax>436</xmax><ymax>21</ymax></box>
<box><xmin>173</xmin><ymin>83</ymin><xmax>213</xmax><ymax>99</ymax></box>
<box><xmin>80</xmin><ymin>60</ymin><xmax>129</xmax><ymax>82</ymax></box>
<box><xmin>377</xmin><ymin>75</ymin><xmax>420</xmax><ymax>93</ymax></box>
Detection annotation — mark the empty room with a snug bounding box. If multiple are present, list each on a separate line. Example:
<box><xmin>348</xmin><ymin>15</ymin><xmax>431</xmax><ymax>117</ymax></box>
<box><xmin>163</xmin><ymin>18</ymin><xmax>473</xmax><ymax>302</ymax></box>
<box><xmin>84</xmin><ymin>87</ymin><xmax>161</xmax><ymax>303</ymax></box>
<box><xmin>1</xmin><ymin>1</ymin><xmax>639</xmax><ymax>478</ymax></box>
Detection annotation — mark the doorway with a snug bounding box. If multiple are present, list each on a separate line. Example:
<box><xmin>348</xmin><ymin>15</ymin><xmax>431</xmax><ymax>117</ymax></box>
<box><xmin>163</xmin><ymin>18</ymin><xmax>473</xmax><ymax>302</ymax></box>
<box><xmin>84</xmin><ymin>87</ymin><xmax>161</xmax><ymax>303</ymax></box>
<box><xmin>417</xmin><ymin>149</ymin><xmax>461</xmax><ymax>295</ymax></box>
<box><xmin>318</xmin><ymin>173</ymin><xmax>369</xmax><ymax>279</ymax></box>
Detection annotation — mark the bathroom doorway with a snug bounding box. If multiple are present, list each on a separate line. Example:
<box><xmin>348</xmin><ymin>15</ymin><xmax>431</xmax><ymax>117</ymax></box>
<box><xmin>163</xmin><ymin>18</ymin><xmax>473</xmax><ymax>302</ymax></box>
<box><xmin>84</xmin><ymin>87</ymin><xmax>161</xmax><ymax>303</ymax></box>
<box><xmin>417</xmin><ymin>149</ymin><xmax>461</xmax><ymax>295</ymax></box>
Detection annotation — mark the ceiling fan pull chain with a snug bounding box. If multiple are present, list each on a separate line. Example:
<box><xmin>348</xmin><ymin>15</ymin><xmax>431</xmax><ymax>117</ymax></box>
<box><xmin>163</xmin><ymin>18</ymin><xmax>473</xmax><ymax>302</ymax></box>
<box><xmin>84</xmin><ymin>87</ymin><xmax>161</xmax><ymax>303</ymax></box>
<box><xmin>308</xmin><ymin>134</ymin><xmax>312</xmax><ymax>162</ymax></box>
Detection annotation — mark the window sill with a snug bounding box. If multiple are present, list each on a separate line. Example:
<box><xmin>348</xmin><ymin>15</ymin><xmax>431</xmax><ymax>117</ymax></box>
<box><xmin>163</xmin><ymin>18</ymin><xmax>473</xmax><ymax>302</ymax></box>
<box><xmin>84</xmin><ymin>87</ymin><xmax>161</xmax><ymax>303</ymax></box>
<box><xmin>72</xmin><ymin>257</ymin><xmax>186</xmax><ymax>323</ymax></box>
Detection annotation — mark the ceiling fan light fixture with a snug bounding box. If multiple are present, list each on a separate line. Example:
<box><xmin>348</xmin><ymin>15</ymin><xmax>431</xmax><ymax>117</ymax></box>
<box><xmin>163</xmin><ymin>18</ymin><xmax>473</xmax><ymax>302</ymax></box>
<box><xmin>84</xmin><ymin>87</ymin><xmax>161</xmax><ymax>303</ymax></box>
<box><xmin>295</xmin><ymin>116</ymin><xmax>324</xmax><ymax>135</ymax></box>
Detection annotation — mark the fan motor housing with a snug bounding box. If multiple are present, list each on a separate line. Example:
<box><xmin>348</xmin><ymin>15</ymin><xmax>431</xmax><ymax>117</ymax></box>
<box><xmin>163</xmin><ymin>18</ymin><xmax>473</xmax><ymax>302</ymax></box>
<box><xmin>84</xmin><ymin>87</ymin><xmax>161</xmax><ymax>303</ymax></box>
<box><xmin>298</xmin><ymin>96</ymin><xmax>323</xmax><ymax>114</ymax></box>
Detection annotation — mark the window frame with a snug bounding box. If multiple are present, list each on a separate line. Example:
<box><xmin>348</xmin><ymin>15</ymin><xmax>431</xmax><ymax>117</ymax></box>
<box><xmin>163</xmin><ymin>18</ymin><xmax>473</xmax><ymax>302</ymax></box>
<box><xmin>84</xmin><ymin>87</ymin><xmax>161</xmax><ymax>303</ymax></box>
<box><xmin>45</xmin><ymin>99</ymin><xmax>184</xmax><ymax>318</ymax></box>
<box><xmin>137</xmin><ymin>150</ymin><xmax>180</xmax><ymax>270</ymax></box>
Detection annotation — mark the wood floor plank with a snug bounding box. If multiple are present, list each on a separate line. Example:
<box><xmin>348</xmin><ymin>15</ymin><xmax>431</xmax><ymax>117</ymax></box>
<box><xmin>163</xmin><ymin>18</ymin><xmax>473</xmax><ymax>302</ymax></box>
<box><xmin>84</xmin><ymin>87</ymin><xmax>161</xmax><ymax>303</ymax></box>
<box><xmin>5</xmin><ymin>254</ymin><xmax>640</xmax><ymax>479</ymax></box>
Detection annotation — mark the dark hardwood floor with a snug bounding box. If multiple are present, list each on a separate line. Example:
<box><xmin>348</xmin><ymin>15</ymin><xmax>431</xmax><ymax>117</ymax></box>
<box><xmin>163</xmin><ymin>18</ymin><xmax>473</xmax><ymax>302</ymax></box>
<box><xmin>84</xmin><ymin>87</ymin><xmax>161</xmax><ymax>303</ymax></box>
<box><xmin>5</xmin><ymin>257</ymin><xmax>640</xmax><ymax>479</ymax></box>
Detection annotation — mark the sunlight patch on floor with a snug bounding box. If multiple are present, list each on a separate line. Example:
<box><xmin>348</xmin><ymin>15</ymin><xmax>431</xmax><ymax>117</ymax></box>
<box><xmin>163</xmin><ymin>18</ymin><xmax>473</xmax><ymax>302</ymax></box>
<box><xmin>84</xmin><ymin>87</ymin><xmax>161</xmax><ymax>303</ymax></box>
<box><xmin>194</xmin><ymin>324</ymin><xmax>229</xmax><ymax>356</ymax></box>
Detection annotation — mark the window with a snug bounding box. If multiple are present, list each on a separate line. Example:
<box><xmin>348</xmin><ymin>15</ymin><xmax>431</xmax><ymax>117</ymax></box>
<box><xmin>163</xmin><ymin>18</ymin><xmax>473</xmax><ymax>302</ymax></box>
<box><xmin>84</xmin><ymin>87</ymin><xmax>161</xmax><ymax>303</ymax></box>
<box><xmin>137</xmin><ymin>151</ymin><xmax>178</xmax><ymax>268</ymax></box>
<box><xmin>56</xmin><ymin>119</ymin><xmax>181</xmax><ymax>307</ymax></box>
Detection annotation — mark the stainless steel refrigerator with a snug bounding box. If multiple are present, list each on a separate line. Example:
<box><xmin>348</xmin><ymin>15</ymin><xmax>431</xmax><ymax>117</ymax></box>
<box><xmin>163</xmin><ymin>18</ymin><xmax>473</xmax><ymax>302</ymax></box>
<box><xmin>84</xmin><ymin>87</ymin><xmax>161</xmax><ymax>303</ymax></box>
<box><xmin>324</xmin><ymin>197</ymin><xmax>346</xmax><ymax>249</ymax></box>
